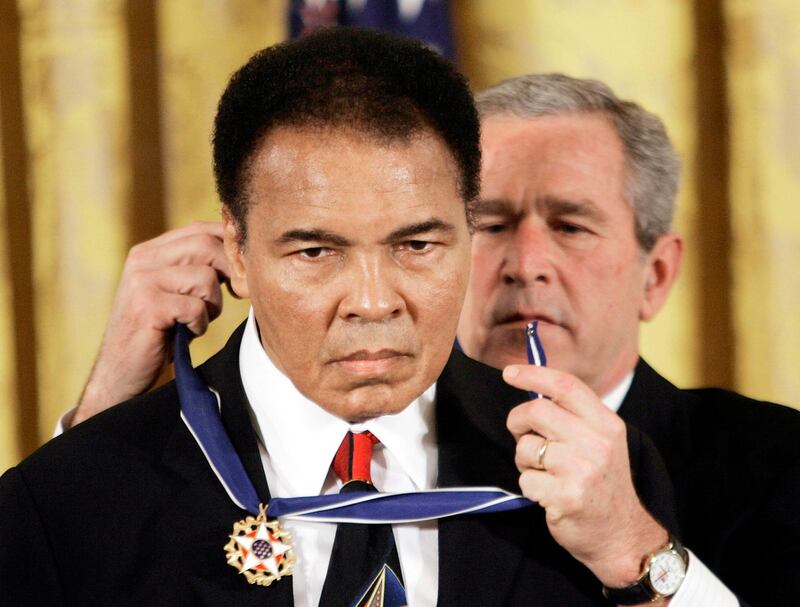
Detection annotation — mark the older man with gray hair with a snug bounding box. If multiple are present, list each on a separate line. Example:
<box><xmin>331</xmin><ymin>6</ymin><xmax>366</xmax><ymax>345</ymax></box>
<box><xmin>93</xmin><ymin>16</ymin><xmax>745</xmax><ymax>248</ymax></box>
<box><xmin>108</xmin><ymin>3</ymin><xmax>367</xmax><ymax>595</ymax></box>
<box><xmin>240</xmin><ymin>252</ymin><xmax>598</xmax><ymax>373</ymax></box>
<box><xmin>56</xmin><ymin>73</ymin><xmax>800</xmax><ymax>606</ymax></box>
<box><xmin>459</xmin><ymin>73</ymin><xmax>800</xmax><ymax>606</ymax></box>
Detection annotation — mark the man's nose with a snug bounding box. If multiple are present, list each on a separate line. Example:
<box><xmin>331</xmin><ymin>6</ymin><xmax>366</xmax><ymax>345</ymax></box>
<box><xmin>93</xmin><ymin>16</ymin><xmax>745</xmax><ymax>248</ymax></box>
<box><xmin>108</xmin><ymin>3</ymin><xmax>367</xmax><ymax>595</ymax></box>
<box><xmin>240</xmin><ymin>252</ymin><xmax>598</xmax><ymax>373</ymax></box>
<box><xmin>338</xmin><ymin>256</ymin><xmax>405</xmax><ymax>321</ymax></box>
<box><xmin>501</xmin><ymin>221</ymin><xmax>554</xmax><ymax>286</ymax></box>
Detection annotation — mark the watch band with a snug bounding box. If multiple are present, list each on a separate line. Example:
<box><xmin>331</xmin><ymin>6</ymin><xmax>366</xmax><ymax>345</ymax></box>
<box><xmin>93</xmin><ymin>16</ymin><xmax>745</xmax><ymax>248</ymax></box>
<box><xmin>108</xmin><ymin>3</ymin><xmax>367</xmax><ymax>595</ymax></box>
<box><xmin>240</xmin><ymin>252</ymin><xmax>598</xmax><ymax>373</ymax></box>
<box><xmin>602</xmin><ymin>534</ymin><xmax>687</xmax><ymax>605</ymax></box>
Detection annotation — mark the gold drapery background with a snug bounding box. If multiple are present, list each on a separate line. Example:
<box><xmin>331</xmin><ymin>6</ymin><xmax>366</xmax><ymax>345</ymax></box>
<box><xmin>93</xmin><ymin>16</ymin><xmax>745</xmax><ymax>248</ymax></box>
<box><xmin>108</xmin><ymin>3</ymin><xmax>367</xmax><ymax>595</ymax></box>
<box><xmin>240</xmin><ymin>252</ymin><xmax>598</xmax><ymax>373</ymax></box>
<box><xmin>2</xmin><ymin>0</ymin><xmax>799</xmax><ymax>472</ymax></box>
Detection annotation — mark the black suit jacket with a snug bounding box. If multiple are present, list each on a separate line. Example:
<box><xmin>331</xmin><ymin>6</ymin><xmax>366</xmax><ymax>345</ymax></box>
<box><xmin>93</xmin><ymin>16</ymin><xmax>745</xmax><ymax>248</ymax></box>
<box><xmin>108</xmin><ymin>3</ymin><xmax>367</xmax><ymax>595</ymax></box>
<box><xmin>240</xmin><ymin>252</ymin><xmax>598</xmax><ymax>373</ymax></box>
<box><xmin>618</xmin><ymin>360</ymin><xmax>800</xmax><ymax>606</ymax></box>
<box><xmin>0</xmin><ymin>326</ymin><xmax>676</xmax><ymax>606</ymax></box>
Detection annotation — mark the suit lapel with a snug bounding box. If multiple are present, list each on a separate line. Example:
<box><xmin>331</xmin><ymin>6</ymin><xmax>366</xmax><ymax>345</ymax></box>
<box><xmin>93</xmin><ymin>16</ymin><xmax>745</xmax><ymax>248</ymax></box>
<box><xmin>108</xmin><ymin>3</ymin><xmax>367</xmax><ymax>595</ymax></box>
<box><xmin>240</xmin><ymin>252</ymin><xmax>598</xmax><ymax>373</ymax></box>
<box><xmin>199</xmin><ymin>322</ymin><xmax>271</xmax><ymax>503</ymax></box>
<box><xmin>618</xmin><ymin>359</ymin><xmax>694</xmax><ymax>532</ymax></box>
<box><xmin>158</xmin><ymin>322</ymin><xmax>272</xmax><ymax>507</ymax></box>
<box><xmin>160</xmin><ymin>321</ymin><xmax>294</xmax><ymax>605</ymax></box>
<box><xmin>618</xmin><ymin>360</ymin><xmax>693</xmax><ymax>479</ymax></box>
<box><xmin>435</xmin><ymin>350</ymin><xmax>537</xmax><ymax>605</ymax></box>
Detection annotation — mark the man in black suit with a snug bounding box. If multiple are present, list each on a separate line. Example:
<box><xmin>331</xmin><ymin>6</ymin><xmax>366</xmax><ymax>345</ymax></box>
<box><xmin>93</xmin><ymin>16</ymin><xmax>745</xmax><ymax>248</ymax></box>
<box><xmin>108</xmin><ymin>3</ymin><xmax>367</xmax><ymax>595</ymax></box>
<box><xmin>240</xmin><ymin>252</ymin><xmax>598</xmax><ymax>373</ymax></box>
<box><xmin>0</xmin><ymin>29</ymin><xmax>680</xmax><ymax>607</ymax></box>
<box><xmin>457</xmin><ymin>73</ymin><xmax>800</xmax><ymax>605</ymax></box>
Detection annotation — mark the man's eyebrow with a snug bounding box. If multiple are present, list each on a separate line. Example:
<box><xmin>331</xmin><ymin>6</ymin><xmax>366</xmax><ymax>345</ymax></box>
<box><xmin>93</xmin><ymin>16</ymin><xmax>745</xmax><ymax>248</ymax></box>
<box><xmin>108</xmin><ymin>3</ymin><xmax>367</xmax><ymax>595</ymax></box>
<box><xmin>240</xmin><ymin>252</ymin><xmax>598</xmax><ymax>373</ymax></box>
<box><xmin>537</xmin><ymin>195</ymin><xmax>608</xmax><ymax>222</ymax></box>
<box><xmin>276</xmin><ymin>229</ymin><xmax>351</xmax><ymax>247</ymax></box>
<box><xmin>383</xmin><ymin>218</ymin><xmax>455</xmax><ymax>242</ymax></box>
<box><xmin>471</xmin><ymin>196</ymin><xmax>608</xmax><ymax>223</ymax></box>
<box><xmin>469</xmin><ymin>198</ymin><xmax>517</xmax><ymax>217</ymax></box>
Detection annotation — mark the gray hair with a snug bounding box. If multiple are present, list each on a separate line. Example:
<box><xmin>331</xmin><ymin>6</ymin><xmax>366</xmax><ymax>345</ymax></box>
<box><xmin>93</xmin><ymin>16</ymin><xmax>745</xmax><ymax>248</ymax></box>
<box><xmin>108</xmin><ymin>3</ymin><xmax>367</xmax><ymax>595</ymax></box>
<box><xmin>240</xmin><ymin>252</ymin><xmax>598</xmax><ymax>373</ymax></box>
<box><xmin>476</xmin><ymin>73</ymin><xmax>680</xmax><ymax>251</ymax></box>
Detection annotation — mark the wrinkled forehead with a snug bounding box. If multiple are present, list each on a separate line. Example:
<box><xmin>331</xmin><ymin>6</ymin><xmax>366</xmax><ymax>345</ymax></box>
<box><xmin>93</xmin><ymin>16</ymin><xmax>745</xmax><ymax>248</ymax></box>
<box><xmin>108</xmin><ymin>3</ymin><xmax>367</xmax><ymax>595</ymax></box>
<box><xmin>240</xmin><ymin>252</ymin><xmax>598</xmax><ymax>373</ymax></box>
<box><xmin>478</xmin><ymin>113</ymin><xmax>628</xmax><ymax>197</ymax></box>
<box><xmin>232</xmin><ymin>126</ymin><xmax>469</xmax><ymax>244</ymax></box>
<box><xmin>245</xmin><ymin>124</ymin><xmax>464</xmax><ymax>203</ymax></box>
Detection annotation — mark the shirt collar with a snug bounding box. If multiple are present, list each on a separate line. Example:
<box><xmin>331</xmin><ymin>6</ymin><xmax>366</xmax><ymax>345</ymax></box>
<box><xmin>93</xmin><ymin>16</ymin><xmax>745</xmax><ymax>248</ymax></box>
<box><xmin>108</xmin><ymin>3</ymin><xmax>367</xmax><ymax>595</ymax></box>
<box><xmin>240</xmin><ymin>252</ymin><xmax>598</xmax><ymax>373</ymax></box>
<box><xmin>349</xmin><ymin>384</ymin><xmax>437</xmax><ymax>492</ymax></box>
<box><xmin>238</xmin><ymin>309</ymin><xmax>435</xmax><ymax>496</ymax></box>
<box><xmin>601</xmin><ymin>371</ymin><xmax>634</xmax><ymax>412</ymax></box>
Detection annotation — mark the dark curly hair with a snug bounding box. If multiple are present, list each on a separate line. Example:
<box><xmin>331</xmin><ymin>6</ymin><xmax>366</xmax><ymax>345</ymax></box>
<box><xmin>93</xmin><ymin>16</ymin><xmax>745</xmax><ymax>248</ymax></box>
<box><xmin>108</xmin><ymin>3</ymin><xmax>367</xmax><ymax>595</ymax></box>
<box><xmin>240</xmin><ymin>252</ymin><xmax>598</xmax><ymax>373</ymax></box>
<box><xmin>213</xmin><ymin>27</ymin><xmax>480</xmax><ymax>238</ymax></box>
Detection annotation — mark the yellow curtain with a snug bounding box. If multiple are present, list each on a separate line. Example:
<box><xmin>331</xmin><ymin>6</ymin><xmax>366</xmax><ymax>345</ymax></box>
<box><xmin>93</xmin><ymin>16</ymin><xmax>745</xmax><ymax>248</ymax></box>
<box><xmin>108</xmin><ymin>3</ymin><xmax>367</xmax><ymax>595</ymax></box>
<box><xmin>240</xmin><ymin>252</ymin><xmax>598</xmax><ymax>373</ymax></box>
<box><xmin>2</xmin><ymin>0</ymin><xmax>799</xmax><ymax>473</ymax></box>
<box><xmin>18</xmin><ymin>0</ymin><xmax>133</xmax><ymax>445</ymax></box>
<box><xmin>726</xmin><ymin>0</ymin><xmax>800</xmax><ymax>403</ymax></box>
<box><xmin>0</xmin><ymin>108</ymin><xmax>22</xmax><ymax>468</ymax></box>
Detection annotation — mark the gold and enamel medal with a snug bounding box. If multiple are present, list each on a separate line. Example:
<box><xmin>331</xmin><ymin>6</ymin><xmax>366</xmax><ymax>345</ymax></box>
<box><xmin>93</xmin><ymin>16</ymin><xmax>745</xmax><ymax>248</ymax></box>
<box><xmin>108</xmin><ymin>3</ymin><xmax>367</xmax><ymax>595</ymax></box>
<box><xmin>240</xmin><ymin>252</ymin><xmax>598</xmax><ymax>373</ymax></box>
<box><xmin>224</xmin><ymin>503</ymin><xmax>295</xmax><ymax>586</ymax></box>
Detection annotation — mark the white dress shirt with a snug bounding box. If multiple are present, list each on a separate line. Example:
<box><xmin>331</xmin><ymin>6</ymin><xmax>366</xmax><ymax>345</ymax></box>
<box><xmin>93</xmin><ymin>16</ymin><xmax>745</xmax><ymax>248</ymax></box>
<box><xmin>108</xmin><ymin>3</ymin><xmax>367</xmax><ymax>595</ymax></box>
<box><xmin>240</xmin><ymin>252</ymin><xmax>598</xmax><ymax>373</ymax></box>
<box><xmin>239</xmin><ymin>310</ymin><xmax>438</xmax><ymax>607</ymax></box>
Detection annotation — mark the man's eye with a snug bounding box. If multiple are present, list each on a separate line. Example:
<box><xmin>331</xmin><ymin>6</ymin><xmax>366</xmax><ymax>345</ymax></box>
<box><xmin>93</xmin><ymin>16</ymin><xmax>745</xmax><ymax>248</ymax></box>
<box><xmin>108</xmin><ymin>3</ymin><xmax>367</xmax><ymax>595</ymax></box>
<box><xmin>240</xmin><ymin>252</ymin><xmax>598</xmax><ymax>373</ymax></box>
<box><xmin>478</xmin><ymin>223</ymin><xmax>508</xmax><ymax>234</ymax></box>
<box><xmin>553</xmin><ymin>222</ymin><xmax>586</xmax><ymax>235</ymax></box>
<box><xmin>398</xmin><ymin>240</ymin><xmax>433</xmax><ymax>253</ymax></box>
<box><xmin>299</xmin><ymin>247</ymin><xmax>333</xmax><ymax>259</ymax></box>
<box><xmin>404</xmin><ymin>240</ymin><xmax>432</xmax><ymax>252</ymax></box>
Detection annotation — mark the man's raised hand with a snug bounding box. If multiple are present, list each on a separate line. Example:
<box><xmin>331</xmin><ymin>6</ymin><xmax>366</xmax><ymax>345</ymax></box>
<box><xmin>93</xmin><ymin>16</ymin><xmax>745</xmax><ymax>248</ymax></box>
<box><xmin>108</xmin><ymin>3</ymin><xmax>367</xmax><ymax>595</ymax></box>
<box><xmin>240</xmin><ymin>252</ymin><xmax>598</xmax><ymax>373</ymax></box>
<box><xmin>504</xmin><ymin>364</ymin><xmax>670</xmax><ymax>595</ymax></box>
<box><xmin>72</xmin><ymin>222</ymin><xmax>229</xmax><ymax>427</ymax></box>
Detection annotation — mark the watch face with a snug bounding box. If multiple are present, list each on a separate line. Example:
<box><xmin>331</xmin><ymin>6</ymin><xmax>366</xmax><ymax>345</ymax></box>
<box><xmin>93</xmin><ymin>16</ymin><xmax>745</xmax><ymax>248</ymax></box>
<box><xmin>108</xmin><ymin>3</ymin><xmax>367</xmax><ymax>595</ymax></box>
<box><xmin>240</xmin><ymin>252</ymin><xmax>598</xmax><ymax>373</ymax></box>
<box><xmin>648</xmin><ymin>550</ymin><xmax>686</xmax><ymax>596</ymax></box>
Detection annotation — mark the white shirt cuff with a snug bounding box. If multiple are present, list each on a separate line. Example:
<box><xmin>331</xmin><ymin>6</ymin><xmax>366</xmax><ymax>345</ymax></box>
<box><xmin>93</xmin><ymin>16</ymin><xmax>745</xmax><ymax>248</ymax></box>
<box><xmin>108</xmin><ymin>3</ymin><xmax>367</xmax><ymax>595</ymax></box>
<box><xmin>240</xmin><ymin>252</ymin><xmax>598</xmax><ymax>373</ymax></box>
<box><xmin>52</xmin><ymin>408</ymin><xmax>76</xmax><ymax>438</ymax></box>
<box><xmin>669</xmin><ymin>548</ymin><xmax>738</xmax><ymax>607</ymax></box>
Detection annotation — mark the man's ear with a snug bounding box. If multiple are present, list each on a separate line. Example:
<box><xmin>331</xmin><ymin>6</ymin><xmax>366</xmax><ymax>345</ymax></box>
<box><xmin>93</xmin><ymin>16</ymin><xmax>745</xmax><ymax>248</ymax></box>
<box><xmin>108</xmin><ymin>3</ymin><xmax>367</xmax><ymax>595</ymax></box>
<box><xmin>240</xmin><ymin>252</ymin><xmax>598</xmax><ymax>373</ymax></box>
<box><xmin>222</xmin><ymin>210</ymin><xmax>250</xmax><ymax>299</ymax></box>
<box><xmin>639</xmin><ymin>233</ymin><xmax>683</xmax><ymax>322</ymax></box>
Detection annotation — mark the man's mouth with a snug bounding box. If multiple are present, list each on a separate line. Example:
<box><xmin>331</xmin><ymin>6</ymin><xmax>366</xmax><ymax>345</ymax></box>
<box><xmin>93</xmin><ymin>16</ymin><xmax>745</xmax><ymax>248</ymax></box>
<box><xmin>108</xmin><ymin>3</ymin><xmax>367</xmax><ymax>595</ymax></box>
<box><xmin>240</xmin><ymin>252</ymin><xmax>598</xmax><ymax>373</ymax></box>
<box><xmin>331</xmin><ymin>349</ymin><xmax>410</xmax><ymax>375</ymax></box>
<box><xmin>338</xmin><ymin>349</ymin><xmax>406</xmax><ymax>362</ymax></box>
<box><xmin>494</xmin><ymin>312</ymin><xmax>559</xmax><ymax>329</ymax></box>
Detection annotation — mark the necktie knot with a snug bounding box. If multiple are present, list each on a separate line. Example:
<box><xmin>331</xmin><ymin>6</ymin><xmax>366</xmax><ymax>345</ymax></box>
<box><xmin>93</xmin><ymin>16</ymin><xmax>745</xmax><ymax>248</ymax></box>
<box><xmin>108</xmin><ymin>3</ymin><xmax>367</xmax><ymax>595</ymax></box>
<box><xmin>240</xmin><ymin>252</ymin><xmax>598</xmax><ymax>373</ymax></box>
<box><xmin>333</xmin><ymin>431</ymin><xmax>379</xmax><ymax>485</ymax></box>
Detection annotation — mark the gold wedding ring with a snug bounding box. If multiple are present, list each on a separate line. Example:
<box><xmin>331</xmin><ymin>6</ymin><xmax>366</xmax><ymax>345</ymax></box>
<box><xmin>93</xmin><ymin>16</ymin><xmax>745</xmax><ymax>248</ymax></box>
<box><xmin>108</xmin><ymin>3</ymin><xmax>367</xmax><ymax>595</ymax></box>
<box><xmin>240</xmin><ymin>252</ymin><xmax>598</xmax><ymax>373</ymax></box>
<box><xmin>536</xmin><ymin>438</ymin><xmax>552</xmax><ymax>471</ymax></box>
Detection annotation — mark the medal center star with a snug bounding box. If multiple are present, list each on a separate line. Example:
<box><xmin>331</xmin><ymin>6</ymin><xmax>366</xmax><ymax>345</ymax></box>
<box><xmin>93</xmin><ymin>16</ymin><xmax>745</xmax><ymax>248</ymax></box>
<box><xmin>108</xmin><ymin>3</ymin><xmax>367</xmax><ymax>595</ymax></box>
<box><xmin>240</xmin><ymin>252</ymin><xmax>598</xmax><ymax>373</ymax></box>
<box><xmin>234</xmin><ymin>522</ymin><xmax>292</xmax><ymax>576</ymax></box>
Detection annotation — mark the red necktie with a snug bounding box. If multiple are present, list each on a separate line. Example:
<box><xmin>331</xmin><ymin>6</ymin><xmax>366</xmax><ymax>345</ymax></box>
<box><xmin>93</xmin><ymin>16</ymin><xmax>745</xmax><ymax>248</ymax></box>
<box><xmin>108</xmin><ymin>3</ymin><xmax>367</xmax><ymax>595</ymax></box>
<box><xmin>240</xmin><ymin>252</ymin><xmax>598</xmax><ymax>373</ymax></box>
<box><xmin>319</xmin><ymin>431</ymin><xmax>404</xmax><ymax>606</ymax></box>
<box><xmin>333</xmin><ymin>431</ymin><xmax>379</xmax><ymax>485</ymax></box>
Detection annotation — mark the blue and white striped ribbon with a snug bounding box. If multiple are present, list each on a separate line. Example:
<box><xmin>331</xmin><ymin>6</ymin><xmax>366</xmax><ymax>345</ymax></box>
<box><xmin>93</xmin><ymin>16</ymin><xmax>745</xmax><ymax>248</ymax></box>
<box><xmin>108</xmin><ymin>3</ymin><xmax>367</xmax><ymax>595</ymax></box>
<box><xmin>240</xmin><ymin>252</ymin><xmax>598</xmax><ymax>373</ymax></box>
<box><xmin>175</xmin><ymin>323</ymin><xmax>261</xmax><ymax>514</ymax></box>
<box><xmin>525</xmin><ymin>320</ymin><xmax>547</xmax><ymax>400</ymax></box>
<box><xmin>175</xmin><ymin>323</ymin><xmax>536</xmax><ymax>523</ymax></box>
<box><xmin>267</xmin><ymin>487</ymin><xmax>533</xmax><ymax>523</ymax></box>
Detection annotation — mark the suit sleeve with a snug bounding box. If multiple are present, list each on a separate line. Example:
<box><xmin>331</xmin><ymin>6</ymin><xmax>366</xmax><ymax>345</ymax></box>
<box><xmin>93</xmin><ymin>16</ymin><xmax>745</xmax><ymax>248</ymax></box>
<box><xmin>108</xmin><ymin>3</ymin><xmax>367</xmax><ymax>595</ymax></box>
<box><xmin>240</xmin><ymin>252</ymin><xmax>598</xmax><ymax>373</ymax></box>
<box><xmin>737</xmin><ymin>456</ymin><xmax>800</xmax><ymax>605</ymax></box>
<box><xmin>0</xmin><ymin>467</ymin><xmax>65</xmax><ymax>607</ymax></box>
<box><xmin>626</xmin><ymin>427</ymin><xmax>749</xmax><ymax>606</ymax></box>
<box><xmin>625</xmin><ymin>424</ymin><xmax>680</xmax><ymax>535</ymax></box>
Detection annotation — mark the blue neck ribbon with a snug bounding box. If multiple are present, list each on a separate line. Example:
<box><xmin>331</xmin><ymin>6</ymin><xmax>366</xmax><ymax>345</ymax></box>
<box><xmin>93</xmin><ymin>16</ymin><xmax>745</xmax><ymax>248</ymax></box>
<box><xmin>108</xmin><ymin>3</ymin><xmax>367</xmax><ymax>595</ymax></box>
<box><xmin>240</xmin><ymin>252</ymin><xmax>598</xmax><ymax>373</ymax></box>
<box><xmin>526</xmin><ymin>320</ymin><xmax>547</xmax><ymax>400</ymax></box>
<box><xmin>174</xmin><ymin>323</ymin><xmax>537</xmax><ymax>522</ymax></box>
